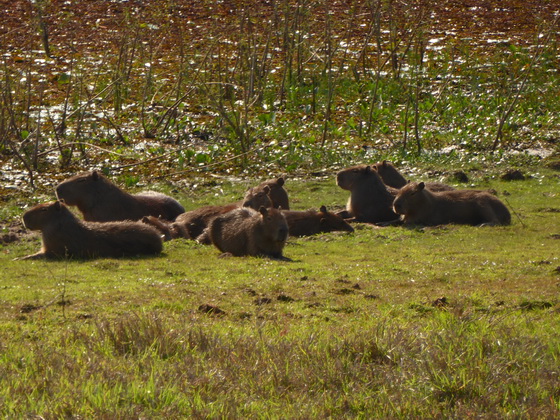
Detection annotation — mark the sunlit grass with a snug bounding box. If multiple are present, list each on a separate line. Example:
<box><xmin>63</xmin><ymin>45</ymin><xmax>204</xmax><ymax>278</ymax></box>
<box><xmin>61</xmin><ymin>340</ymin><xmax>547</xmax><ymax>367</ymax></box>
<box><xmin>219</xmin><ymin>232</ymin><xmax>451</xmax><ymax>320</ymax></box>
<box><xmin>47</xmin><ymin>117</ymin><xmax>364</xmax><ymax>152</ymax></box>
<box><xmin>0</xmin><ymin>171</ymin><xmax>558</xmax><ymax>417</ymax></box>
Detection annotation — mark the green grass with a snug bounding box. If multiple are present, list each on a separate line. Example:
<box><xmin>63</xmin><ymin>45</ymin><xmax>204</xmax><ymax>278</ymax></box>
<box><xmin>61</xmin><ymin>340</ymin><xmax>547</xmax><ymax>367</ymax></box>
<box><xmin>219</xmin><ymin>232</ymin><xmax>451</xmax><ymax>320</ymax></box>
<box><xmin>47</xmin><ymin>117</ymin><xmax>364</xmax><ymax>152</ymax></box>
<box><xmin>1</xmin><ymin>169</ymin><xmax>559</xmax><ymax>418</ymax></box>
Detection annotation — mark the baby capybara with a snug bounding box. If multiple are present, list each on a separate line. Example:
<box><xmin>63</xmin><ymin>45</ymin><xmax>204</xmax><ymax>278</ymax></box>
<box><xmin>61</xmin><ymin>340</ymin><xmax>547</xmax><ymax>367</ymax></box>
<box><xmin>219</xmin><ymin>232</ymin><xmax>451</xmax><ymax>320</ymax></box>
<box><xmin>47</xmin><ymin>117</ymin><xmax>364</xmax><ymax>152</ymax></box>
<box><xmin>55</xmin><ymin>170</ymin><xmax>184</xmax><ymax>222</ymax></box>
<box><xmin>374</xmin><ymin>160</ymin><xmax>454</xmax><ymax>192</ymax></box>
<box><xmin>282</xmin><ymin>205</ymin><xmax>354</xmax><ymax>236</ymax></box>
<box><xmin>336</xmin><ymin>165</ymin><xmax>399</xmax><ymax>223</ymax></box>
<box><xmin>21</xmin><ymin>201</ymin><xmax>163</xmax><ymax>259</ymax></box>
<box><xmin>208</xmin><ymin>207</ymin><xmax>289</xmax><ymax>258</ymax></box>
<box><xmin>393</xmin><ymin>182</ymin><xmax>511</xmax><ymax>226</ymax></box>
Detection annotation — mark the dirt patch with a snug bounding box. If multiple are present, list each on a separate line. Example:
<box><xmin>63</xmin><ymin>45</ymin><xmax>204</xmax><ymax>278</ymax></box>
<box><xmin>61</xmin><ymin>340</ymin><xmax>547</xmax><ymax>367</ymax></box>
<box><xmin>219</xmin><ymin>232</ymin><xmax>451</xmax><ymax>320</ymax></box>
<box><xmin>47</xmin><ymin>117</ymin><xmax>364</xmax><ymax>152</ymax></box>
<box><xmin>0</xmin><ymin>220</ymin><xmax>33</xmax><ymax>245</ymax></box>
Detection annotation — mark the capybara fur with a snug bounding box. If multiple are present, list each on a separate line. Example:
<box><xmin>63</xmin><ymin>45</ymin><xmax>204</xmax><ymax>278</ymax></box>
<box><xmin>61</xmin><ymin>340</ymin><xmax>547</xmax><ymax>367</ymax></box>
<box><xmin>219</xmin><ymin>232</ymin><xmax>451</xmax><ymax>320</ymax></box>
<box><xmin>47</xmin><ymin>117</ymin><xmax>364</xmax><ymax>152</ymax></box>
<box><xmin>208</xmin><ymin>207</ymin><xmax>289</xmax><ymax>258</ymax></box>
<box><xmin>373</xmin><ymin>160</ymin><xmax>454</xmax><ymax>192</ymax></box>
<box><xmin>21</xmin><ymin>201</ymin><xmax>163</xmax><ymax>259</ymax></box>
<box><xmin>282</xmin><ymin>205</ymin><xmax>354</xmax><ymax>236</ymax></box>
<box><xmin>245</xmin><ymin>178</ymin><xmax>289</xmax><ymax>209</ymax></box>
<box><xmin>168</xmin><ymin>185</ymin><xmax>274</xmax><ymax>241</ymax></box>
<box><xmin>393</xmin><ymin>182</ymin><xmax>511</xmax><ymax>226</ymax></box>
<box><xmin>336</xmin><ymin>165</ymin><xmax>399</xmax><ymax>223</ymax></box>
<box><xmin>373</xmin><ymin>160</ymin><xmax>408</xmax><ymax>189</ymax></box>
<box><xmin>55</xmin><ymin>170</ymin><xmax>184</xmax><ymax>222</ymax></box>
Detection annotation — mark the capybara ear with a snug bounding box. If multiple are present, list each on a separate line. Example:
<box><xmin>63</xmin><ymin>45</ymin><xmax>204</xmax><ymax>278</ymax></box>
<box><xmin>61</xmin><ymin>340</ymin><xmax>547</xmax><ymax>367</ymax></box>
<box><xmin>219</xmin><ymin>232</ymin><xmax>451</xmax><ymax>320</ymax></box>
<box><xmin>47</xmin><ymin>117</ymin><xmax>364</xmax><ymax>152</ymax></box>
<box><xmin>259</xmin><ymin>206</ymin><xmax>268</xmax><ymax>217</ymax></box>
<box><xmin>92</xmin><ymin>170</ymin><xmax>99</xmax><ymax>181</ymax></box>
<box><xmin>365</xmin><ymin>166</ymin><xmax>372</xmax><ymax>173</ymax></box>
<box><xmin>277</xmin><ymin>177</ymin><xmax>285</xmax><ymax>187</ymax></box>
<box><xmin>418</xmin><ymin>182</ymin><xmax>425</xmax><ymax>190</ymax></box>
<box><xmin>382</xmin><ymin>160</ymin><xmax>388</xmax><ymax>166</ymax></box>
<box><xmin>320</xmin><ymin>217</ymin><xmax>327</xmax><ymax>225</ymax></box>
<box><xmin>320</xmin><ymin>205</ymin><xmax>327</xmax><ymax>213</ymax></box>
<box><xmin>54</xmin><ymin>200</ymin><xmax>62</xmax><ymax>210</ymax></box>
<box><xmin>263</xmin><ymin>185</ymin><xmax>271</xmax><ymax>194</ymax></box>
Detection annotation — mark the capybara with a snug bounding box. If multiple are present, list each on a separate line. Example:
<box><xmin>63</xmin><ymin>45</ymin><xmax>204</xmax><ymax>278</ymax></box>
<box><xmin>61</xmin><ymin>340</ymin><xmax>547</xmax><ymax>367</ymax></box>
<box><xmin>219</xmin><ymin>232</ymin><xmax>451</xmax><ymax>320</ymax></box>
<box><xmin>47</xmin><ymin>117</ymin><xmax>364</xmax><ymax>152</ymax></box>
<box><xmin>20</xmin><ymin>201</ymin><xmax>163</xmax><ymax>259</ymax></box>
<box><xmin>167</xmin><ymin>185</ymin><xmax>274</xmax><ymax>241</ymax></box>
<box><xmin>373</xmin><ymin>160</ymin><xmax>454</xmax><ymax>191</ymax></box>
<box><xmin>373</xmin><ymin>160</ymin><xmax>408</xmax><ymax>189</ymax></box>
<box><xmin>392</xmin><ymin>182</ymin><xmax>511</xmax><ymax>226</ymax></box>
<box><xmin>336</xmin><ymin>165</ymin><xmax>399</xmax><ymax>223</ymax></box>
<box><xmin>55</xmin><ymin>170</ymin><xmax>185</xmax><ymax>222</ymax></box>
<box><xmin>208</xmin><ymin>207</ymin><xmax>289</xmax><ymax>258</ymax></box>
<box><xmin>249</xmin><ymin>178</ymin><xmax>290</xmax><ymax>209</ymax></box>
<box><xmin>282</xmin><ymin>205</ymin><xmax>354</xmax><ymax>236</ymax></box>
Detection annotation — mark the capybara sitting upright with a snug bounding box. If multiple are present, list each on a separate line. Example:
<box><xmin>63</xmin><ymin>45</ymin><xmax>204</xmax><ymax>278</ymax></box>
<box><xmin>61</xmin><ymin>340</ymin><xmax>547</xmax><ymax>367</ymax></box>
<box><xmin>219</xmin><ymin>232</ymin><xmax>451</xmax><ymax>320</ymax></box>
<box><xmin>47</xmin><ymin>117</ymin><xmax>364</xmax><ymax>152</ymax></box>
<box><xmin>374</xmin><ymin>160</ymin><xmax>454</xmax><ymax>192</ymax></box>
<box><xmin>336</xmin><ymin>165</ymin><xmax>399</xmax><ymax>223</ymax></box>
<box><xmin>250</xmin><ymin>177</ymin><xmax>290</xmax><ymax>209</ymax></box>
<box><xmin>20</xmin><ymin>201</ymin><xmax>163</xmax><ymax>259</ymax></box>
<box><xmin>373</xmin><ymin>160</ymin><xmax>408</xmax><ymax>189</ymax></box>
<box><xmin>55</xmin><ymin>170</ymin><xmax>184</xmax><ymax>222</ymax></box>
<box><xmin>208</xmin><ymin>207</ymin><xmax>289</xmax><ymax>258</ymax></box>
<box><xmin>393</xmin><ymin>182</ymin><xmax>511</xmax><ymax>226</ymax></box>
<box><xmin>282</xmin><ymin>205</ymin><xmax>354</xmax><ymax>236</ymax></box>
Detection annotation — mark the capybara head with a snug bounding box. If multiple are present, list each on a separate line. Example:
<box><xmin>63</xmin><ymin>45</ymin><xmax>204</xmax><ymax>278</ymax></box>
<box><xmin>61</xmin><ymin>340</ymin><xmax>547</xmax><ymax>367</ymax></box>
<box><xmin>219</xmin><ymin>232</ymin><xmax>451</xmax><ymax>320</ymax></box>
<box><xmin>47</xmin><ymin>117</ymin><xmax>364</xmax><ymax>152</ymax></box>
<box><xmin>261</xmin><ymin>177</ymin><xmax>290</xmax><ymax>209</ymax></box>
<box><xmin>318</xmin><ymin>205</ymin><xmax>354</xmax><ymax>233</ymax></box>
<box><xmin>372</xmin><ymin>160</ymin><xmax>407</xmax><ymax>188</ymax></box>
<box><xmin>242</xmin><ymin>185</ymin><xmax>273</xmax><ymax>209</ymax></box>
<box><xmin>259</xmin><ymin>206</ymin><xmax>289</xmax><ymax>242</ymax></box>
<box><xmin>393</xmin><ymin>181</ymin><xmax>426</xmax><ymax>216</ymax></box>
<box><xmin>55</xmin><ymin>170</ymin><xmax>107</xmax><ymax>206</ymax></box>
<box><xmin>23</xmin><ymin>200</ymin><xmax>69</xmax><ymax>231</ymax></box>
<box><xmin>336</xmin><ymin>165</ymin><xmax>378</xmax><ymax>190</ymax></box>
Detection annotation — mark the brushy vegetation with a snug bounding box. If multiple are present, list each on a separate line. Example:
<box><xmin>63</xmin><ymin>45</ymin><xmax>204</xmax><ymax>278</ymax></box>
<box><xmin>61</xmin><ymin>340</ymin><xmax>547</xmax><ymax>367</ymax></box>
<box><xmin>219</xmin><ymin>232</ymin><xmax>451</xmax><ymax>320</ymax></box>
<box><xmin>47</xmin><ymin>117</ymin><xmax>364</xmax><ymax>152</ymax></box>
<box><xmin>1</xmin><ymin>0</ymin><xmax>559</xmax><ymax>190</ymax></box>
<box><xmin>1</xmin><ymin>170</ymin><xmax>560</xmax><ymax>418</ymax></box>
<box><xmin>1</xmin><ymin>1</ymin><xmax>560</xmax><ymax>417</ymax></box>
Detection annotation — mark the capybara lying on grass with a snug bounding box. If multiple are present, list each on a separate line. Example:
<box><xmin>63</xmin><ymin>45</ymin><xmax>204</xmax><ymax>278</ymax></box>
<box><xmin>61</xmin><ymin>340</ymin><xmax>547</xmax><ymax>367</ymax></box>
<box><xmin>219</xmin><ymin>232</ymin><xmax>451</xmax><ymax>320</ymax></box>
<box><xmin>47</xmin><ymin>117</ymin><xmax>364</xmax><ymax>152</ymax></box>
<box><xmin>282</xmin><ymin>206</ymin><xmax>354</xmax><ymax>236</ymax></box>
<box><xmin>147</xmin><ymin>185</ymin><xmax>274</xmax><ymax>241</ymax></box>
<box><xmin>374</xmin><ymin>160</ymin><xmax>454</xmax><ymax>191</ymax></box>
<box><xmin>55</xmin><ymin>170</ymin><xmax>184</xmax><ymax>222</ymax></box>
<box><xmin>336</xmin><ymin>165</ymin><xmax>399</xmax><ymax>223</ymax></box>
<box><xmin>393</xmin><ymin>182</ymin><xmax>511</xmax><ymax>226</ymax></box>
<box><xmin>208</xmin><ymin>207</ymin><xmax>289</xmax><ymax>258</ymax></box>
<box><xmin>20</xmin><ymin>201</ymin><xmax>163</xmax><ymax>259</ymax></box>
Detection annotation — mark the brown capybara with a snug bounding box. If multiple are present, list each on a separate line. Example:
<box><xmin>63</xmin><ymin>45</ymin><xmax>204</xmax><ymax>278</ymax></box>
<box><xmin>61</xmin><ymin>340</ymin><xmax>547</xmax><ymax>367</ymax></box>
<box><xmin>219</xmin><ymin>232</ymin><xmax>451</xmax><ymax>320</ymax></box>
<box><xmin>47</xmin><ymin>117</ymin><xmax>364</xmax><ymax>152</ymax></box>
<box><xmin>166</xmin><ymin>185</ymin><xmax>274</xmax><ymax>241</ymax></box>
<box><xmin>249</xmin><ymin>178</ymin><xmax>290</xmax><ymax>209</ymax></box>
<box><xmin>208</xmin><ymin>207</ymin><xmax>289</xmax><ymax>258</ymax></box>
<box><xmin>336</xmin><ymin>165</ymin><xmax>399</xmax><ymax>223</ymax></box>
<box><xmin>55</xmin><ymin>170</ymin><xmax>184</xmax><ymax>222</ymax></box>
<box><xmin>373</xmin><ymin>160</ymin><xmax>408</xmax><ymax>189</ymax></box>
<box><xmin>282</xmin><ymin>205</ymin><xmax>354</xmax><ymax>236</ymax></box>
<box><xmin>373</xmin><ymin>160</ymin><xmax>454</xmax><ymax>192</ymax></box>
<box><xmin>20</xmin><ymin>201</ymin><xmax>163</xmax><ymax>259</ymax></box>
<box><xmin>392</xmin><ymin>182</ymin><xmax>511</xmax><ymax>226</ymax></box>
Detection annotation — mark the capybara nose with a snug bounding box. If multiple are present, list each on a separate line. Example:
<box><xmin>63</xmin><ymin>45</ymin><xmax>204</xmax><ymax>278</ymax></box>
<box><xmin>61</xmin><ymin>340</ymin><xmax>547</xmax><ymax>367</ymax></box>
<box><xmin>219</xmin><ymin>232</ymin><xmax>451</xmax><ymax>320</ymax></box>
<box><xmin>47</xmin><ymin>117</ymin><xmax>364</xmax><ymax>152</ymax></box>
<box><xmin>278</xmin><ymin>227</ymin><xmax>289</xmax><ymax>241</ymax></box>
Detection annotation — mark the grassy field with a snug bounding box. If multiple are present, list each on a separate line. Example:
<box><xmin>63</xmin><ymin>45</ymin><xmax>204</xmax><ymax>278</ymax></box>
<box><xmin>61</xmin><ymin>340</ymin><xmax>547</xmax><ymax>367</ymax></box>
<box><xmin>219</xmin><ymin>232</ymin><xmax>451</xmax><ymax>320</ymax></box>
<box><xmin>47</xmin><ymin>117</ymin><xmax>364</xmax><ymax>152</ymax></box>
<box><xmin>1</xmin><ymin>166</ymin><xmax>559</xmax><ymax>418</ymax></box>
<box><xmin>1</xmin><ymin>1</ymin><xmax>559</xmax><ymax>417</ymax></box>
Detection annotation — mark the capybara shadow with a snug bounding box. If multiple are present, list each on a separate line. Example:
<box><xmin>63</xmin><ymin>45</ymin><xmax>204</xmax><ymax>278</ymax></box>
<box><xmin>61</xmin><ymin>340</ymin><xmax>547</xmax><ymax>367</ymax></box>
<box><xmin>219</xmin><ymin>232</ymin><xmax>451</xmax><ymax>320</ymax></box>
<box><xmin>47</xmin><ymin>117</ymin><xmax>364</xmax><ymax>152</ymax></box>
<box><xmin>393</xmin><ymin>182</ymin><xmax>511</xmax><ymax>226</ymax></box>
<box><xmin>282</xmin><ymin>205</ymin><xmax>354</xmax><ymax>236</ymax></box>
<box><xmin>55</xmin><ymin>170</ymin><xmax>184</xmax><ymax>222</ymax></box>
<box><xmin>20</xmin><ymin>201</ymin><xmax>163</xmax><ymax>260</ymax></box>
<box><xmin>208</xmin><ymin>207</ymin><xmax>289</xmax><ymax>258</ymax></box>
